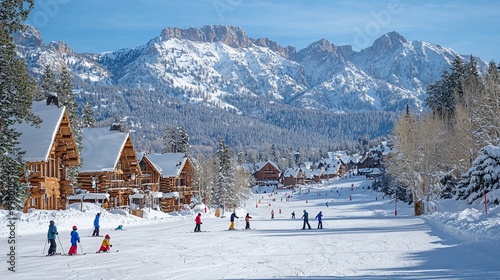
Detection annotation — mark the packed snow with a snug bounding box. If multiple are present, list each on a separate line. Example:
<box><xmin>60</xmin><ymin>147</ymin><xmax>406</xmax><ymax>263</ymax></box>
<box><xmin>2</xmin><ymin>176</ymin><xmax>499</xmax><ymax>279</ymax></box>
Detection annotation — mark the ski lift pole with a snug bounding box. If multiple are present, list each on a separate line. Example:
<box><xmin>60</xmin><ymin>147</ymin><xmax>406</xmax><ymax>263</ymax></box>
<box><xmin>394</xmin><ymin>188</ymin><xmax>397</xmax><ymax>216</ymax></box>
<box><xmin>57</xmin><ymin>234</ymin><xmax>65</xmax><ymax>253</ymax></box>
<box><xmin>484</xmin><ymin>193</ymin><xmax>488</xmax><ymax>215</ymax></box>
<box><xmin>43</xmin><ymin>238</ymin><xmax>48</xmax><ymax>255</ymax></box>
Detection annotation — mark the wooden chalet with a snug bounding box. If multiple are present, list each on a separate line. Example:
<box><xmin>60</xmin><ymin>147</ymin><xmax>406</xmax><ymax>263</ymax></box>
<box><xmin>322</xmin><ymin>157</ymin><xmax>347</xmax><ymax>179</ymax></box>
<box><xmin>282</xmin><ymin>167</ymin><xmax>306</xmax><ymax>187</ymax></box>
<box><xmin>358</xmin><ymin>152</ymin><xmax>382</xmax><ymax>169</ymax></box>
<box><xmin>14</xmin><ymin>101</ymin><xmax>80</xmax><ymax>212</ymax></box>
<box><xmin>77</xmin><ymin>126</ymin><xmax>141</xmax><ymax>209</ymax></box>
<box><xmin>254</xmin><ymin>161</ymin><xmax>281</xmax><ymax>187</ymax></box>
<box><xmin>139</xmin><ymin>153</ymin><xmax>195</xmax><ymax>212</ymax></box>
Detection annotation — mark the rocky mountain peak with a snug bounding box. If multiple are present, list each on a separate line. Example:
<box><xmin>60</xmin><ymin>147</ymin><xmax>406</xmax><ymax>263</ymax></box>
<box><xmin>48</xmin><ymin>41</ymin><xmax>73</xmax><ymax>54</ymax></box>
<box><xmin>158</xmin><ymin>25</ymin><xmax>253</xmax><ymax>48</ymax></box>
<box><xmin>252</xmin><ymin>37</ymin><xmax>296</xmax><ymax>60</ymax></box>
<box><xmin>371</xmin><ymin>31</ymin><xmax>407</xmax><ymax>52</ymax></box>
<box><xmin>14</xmin><ymin>25</ymin><xmax>44</xmax><ymax>48</ymax></box>
<box><xmin>200</xmin><ymin>25</ymin><xmax>253</xmax><ymax>48</ymax></box>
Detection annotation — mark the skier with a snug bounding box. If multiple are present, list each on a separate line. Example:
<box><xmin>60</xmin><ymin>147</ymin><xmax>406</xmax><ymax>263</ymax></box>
<box><xmin>194</xmin><ymin>213</ymin><xmax>202</xmax><ymax>232</ymax></box>
<box><xmin>229</xmin><ymin>211</ymin><xmax>239</xmax><ymax>230</ymax></box>
<box><xmin>97</xmin><ymin>234</ymin><xmax>112</xmax><ymax>253</ymax></box>
<box><xmin>315</xmin><ymin>211</ymin><xmax>323</xmax><ymax>229</ymax></box>
<box><xmin>115</xmin><ymin>224</ymin><xmax>124</xmax><ymax>230</ymax></box>
<box><xmin>245</xmin><ymin>213</ymin><xmax>252</xmax><ymax>229</ymax></box>
<box><xmin>291</xmin><ymin>211</ymin><xmax>295</xmax><ymax>219</ymax></box>
<box><xmin>271</xmin><ymin>209</ymin><xmax>274</xmax><ymax>219</ymax></box>
<box><xmin>47</xmin><ymin>220</ymin><xmax>58</xmax><ymax>256</ymax></box>
<box><xmin>301</xmin><ymin>210</ymin><xmax>311</xmax><ymax>230</ymax></box>
<box><xmin>68</xmin><ymin>225</ymin><xmax>80</xmax><ymax>255</ymax></box>
<box><xmin>92</xmin><ymin>212</ymin><xmax>101</xmax><ymax>236</ymax></box>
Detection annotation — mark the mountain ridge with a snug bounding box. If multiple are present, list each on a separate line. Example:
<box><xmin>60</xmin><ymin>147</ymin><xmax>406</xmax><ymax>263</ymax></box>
<box><xmin>12</xmin><ymin>24</ymin><xmax>483</xmax><ymax>155</ymax></box>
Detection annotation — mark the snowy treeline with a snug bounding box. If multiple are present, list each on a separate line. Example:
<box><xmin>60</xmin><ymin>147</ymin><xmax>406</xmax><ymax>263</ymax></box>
<box><xmin>386</xmin><ymin>56</ymin><xmax>500</xmax><ymax>210</ymax></box>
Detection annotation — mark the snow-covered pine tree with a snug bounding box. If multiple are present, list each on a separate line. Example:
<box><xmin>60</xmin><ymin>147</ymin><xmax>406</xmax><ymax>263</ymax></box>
<box><xmin>177</xmin><ymin>126</ymin><xmax>189</xmax><ymax>154</ymax></box>
<box><xmin>81</xmin><ymin>101</ymin><xmax>96</xmax><ymax>128</ymax></box>
<box><xmin>41</xmin><ymin>64</ymin><xmax>57</xmax><ymax>97</ymax></box>
<box><xmin>57</xmin><ymin>65</ymin><xmax>81</xmax><ymax>190</ymax></box>
<box><xmin>0</xmin><ymin>0</ymin><xmax>38</xmax><ymax>210</ymax></box>
<box><xmin>455</xmin><ymin>145</ymin><xmax>500</xmax><ymax>204</ymax></box>
<box><xmin>214</xmin><ymin>139</ymin><xmax>235</xmax><ymax>214</ymax></box>
<box><xmin>163</xmin><ymin>126</ymin><xmax>190</xmax><ymax>153</ymax></box>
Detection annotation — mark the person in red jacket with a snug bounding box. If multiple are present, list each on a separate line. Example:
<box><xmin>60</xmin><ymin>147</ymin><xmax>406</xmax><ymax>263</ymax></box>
<box><xmin>194</xmin><ymin>213</ymin><xmax>202</xmax><ymax>232</ymax></box>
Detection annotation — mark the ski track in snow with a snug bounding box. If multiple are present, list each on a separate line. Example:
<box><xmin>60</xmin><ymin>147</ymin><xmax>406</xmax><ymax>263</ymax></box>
<box><xmin>4</xmin><ymin>177</ymin><xmax>500</xmax><ymax>279</ymax></box>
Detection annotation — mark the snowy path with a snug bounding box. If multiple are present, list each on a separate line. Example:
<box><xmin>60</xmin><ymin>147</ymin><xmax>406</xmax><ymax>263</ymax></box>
<box><xmin>5</xmin><ymin>177</ymin><xmax>500</xmax><ymax>279</ymax></box>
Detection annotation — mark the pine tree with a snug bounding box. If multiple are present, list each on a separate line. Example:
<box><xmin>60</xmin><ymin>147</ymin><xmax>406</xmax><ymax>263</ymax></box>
<box><xmin>41</xmin><ymin>64</ymin><xmax>57</xmax><ymax>97</ymax></box>
<box><xmin>57</xmin><ymin>65</ymin><xmax>81</xmax><ymax>189</ymax></box>
<box><xmin>81</xmin><ymin>101</ymin><xmax>96</xmax><ymax>128</ymax></box>
<box><xmin>163</xmin><ymin>125</ymin><xmax>190</xmax><ymax>153</ymax></box>
<box><xmin>0</xmin><ymin>0</ymin><xmax>37</xmax><ymax>210</ymax></box>
<box><xmin>214</xmin><ymin>139</ymin><xmax>235</xmax><ymax>214</ymax></box>
<box><xmin>455</xmin><ymin>145</ymin><xmax>500</xmax><ymax>204</ymax></box>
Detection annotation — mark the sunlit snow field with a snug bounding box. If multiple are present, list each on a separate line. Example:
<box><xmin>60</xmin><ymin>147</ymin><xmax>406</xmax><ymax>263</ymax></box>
<box><xmin>1</xmin><ymin>176</ymin><xmax>499</xmax><ymax>279</ymax></box>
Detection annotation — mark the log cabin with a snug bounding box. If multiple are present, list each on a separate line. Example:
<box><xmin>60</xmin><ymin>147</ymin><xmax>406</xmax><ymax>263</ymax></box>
<box><xmin>139</xmin><ymin>153</ymin><xmax>195</xmax><ymax>212</ymax></box>
<box><xmin>77</xmin><ymin>126</ymin><xmax>141</xmax><ymax>209</ymax></box>
<box><xmin>254</xmin><ymin>161</ymin><xmax>281</xmax><ymax>187</ymax></box>
<box><xmin>14</xmin><ymin>100</ymin><xmax>80</xmax><ymax>212</ymax></box>
<box><xmin>282</xmin><ymin>167</ymin><xmax>306</xmax><ymax>187</ymax></box>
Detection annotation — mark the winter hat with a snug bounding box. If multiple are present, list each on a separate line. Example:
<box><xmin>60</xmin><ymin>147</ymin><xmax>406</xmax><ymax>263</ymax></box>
<box><xmin>49</xmin><ymin>220</ymin><xmax>54</xmax><ymax>224</ymax></box>
<box><xmin>72</xmin><ymin>225</ymin><xmax>77</xmax><ymax>230</ymax></box>
<box><xmin>105</xmin><ymin>234</ymin><xmax>110</xmax><ymax>239</ymax></box>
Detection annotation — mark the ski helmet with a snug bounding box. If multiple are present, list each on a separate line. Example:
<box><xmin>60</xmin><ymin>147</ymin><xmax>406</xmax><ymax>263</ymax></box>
<box><xmin>105</xmin><ymin>234</ymin><xmax>110</xmax><ymax>239</ymax></box>
<box><xmin>49</xmin><ymin>220</ymin><xmax>54</xmax><ymax>224</ymax></box>
<box><xmin>72</xmin><ymin>225</ymin><xmax>77</xmax><ymax>230</ymax></box>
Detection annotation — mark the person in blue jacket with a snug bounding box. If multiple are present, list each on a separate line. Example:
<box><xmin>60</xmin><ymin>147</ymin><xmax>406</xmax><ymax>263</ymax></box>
<box><xmin>68</xmin><ymin>225</ymin><xmax>80</xmax><ymax>255</ymax></box>
<box><xmin>47</xmin><ymin>220</ymin><xmax>58</xmax><ymax>255</ymax></box>
<box><xmin>315</xmin><ymin>211</ymin><xmax>323</xmax><ymax>229</ymax></box>
<box><xmin>228</xmin><ymin>211</ymin><xmax>239</xmax><ymax>230</ymax></box>
<box><xmin>92</xmin><ymin>212</ymin><xmax>101</xmax><ymax>236</ymax></box>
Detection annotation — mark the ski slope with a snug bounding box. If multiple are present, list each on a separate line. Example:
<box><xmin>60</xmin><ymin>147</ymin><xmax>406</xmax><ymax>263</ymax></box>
<box><xmin>3</xmin><ymin>176</ymin><xmax>500</xmax><ymax>279</ymax></box>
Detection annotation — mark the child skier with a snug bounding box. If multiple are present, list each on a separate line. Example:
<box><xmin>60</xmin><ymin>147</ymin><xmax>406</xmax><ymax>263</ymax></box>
<box><xmin>194</xmin><ymin>213</ymin><xmax>202</xmax><ymax>232</ymax></box>
<box><xmin>68</xmin><ymin>225</ymin><xmax>80</xmax><ymax>255</ymax></box>
<box><xmin>315</xmin><ymin>211</ymin><xmax>323</xmax><ymax>229</ymax></box>
<box><xmin>97</xmin><ymin>234</ymin><xmax>112</xmax><ymax>253</ymax></box>
<box><xmin>245</xmin><ymin>213</ymin><xmax>252</xmax><ymax>229</ymax></box>
<box><xmin>92</xmin><ymin>212</ymin><xmax>101</xmax><ymax>236</ymax></box>
<box><xmin>47</xmin><ymin>220</ymin><xmax>58</xmax><ymax>256</ymax></box>
<box><xmin>229</xmin><ymin>211</ymin><xmax>239</xmax><ymax>230</ymax></box>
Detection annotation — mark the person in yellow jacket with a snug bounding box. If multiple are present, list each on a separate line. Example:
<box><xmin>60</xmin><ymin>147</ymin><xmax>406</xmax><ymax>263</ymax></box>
<box><xmin>97</xmin><ymin>234</ymin><xmax>112</xmax><ymax>253</ymax></box>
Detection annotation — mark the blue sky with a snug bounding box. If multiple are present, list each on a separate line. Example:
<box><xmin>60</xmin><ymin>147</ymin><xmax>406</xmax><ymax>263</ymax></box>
<box><xmin>27</xmin><ymin>0</ymin><xmax>499</xmax><ymax>62</ymax></box>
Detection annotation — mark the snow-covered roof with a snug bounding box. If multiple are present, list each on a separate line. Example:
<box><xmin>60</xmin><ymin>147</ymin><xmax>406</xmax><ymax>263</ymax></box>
<box><xmin>79</xmin><ymin>127</ymin><xmax>130</xmax><ymax>172</ymax></box>
<box><xmin>67</xmin><ymin>193</ymin><xmax>110</xmax><ymax>200</ymax></box>
<box><xmin>283</xmin><ymin>168</ymin><xmax>302</xmax><ymax>178</ymax></box>
<box><xmin>143</xmin><ymin>153</ymin><xmax>188</xmax><ymax>178</ymax></box>
<box><xmin>240</xmin><ymin>163</ymin><xmax>255</xmax><ymax>173</ymax></box>
<box><xmin>256</xmin><ymin>161</ymin><xmax>280</xmax><ymax>172</ymax></box>
<box><xmin>14</xmin><ymin>101</ymin><xmax>65</xmax><ymax>162</ymax></box>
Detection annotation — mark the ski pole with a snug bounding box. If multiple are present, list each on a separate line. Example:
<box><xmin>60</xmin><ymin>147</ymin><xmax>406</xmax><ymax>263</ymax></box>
<box><xmin>57</xmin><ymin>234</ymin><xmax>65</xmax><ymax>253</ymax></box>
<box><xmin>79</xmin><ymin>242</ymin><xmax>84</xmax><ymax>255</ymax></box>
<box><xmin>43</xmin><ymin>238</ymin><xmax>48</xmax><ymax>255</ymax></box>
<box><xmin>88</xmin><ymin>227</ymin><xmax>94</xmax><ymax>236</ymax></box>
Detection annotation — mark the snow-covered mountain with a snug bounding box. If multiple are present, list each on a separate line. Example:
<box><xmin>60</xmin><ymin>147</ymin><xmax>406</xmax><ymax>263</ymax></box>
<box><xmin>15</xmin><ymin>25</ymin><xmax>474</xmax><ymax>112</ymax></box>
